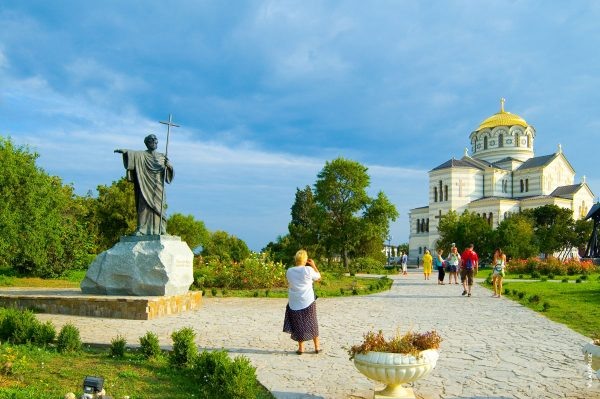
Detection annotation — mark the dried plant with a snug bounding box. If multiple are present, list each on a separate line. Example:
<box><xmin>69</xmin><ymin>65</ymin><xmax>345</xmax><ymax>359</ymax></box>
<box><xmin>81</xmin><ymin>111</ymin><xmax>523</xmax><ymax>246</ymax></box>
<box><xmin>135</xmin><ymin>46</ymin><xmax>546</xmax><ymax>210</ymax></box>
<box><xmin>348</xmin><ymin>329</ymin><xmax>442</xmax><ymax>360</ymax></box>
<box><xmin>592</xmin><ymin>332</ymin><xmax>600</xmax><ymax>346</ymax></box>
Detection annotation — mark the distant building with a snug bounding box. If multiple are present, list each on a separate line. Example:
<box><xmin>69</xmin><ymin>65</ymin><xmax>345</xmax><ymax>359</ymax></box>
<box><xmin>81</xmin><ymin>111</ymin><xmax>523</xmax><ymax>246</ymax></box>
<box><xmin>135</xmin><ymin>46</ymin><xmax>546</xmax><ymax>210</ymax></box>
<box><xmin>408</xmin><ymin>99</ymin><xmax>595</xmax><ymax>262</ymax></box>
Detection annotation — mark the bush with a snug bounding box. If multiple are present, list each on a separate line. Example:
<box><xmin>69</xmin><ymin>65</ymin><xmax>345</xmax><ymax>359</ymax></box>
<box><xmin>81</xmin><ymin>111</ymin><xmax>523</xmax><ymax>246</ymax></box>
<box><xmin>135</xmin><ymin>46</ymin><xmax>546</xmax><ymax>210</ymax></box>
<box><xmin>542</xmin><ymin>302</ymin><xmax>551</xmax><ymax>312</ymax></box>
<box><xmin>528</xmin><ymin>295</ymin><xmax>541</xmax><ymax>304</ymax></box>
<box><xmin>139</xmin><ymin>331</ymin><xmax>162</xmax><ymax>359</ymax></box>
<box><xmin>32</xmin><ymin>321</ymin><xmax>56</xmax><ymax>346</ymax></box>
<box><xmin>170</xmin><ymin>327</ymin><xmax>197</xmax><ymax>368</ymax></box>
<box><xmin>110</xmin><ymin>335</ymin><xmax>127</xmax><ymax>358</ymax></box>
<box><xmin>575</xmin><ymin>278</ymin><xmax>582</xmax><ymax>283</ymax></box>
<box><xmin>194</xmin><ymin>350</ymin><xmax>260</xmax><ymax>399</ymax></box>
<box><xmin>547</xmin><ymin>273</ymin><xmax>555</xmax><ymax>280</ymax></box>
<box><xmin>531</xmin><ymin>271</ymin><xmax>541</xmax><ymax>279</ymax></box>
<box><xmin>56</xmin><ymin>323</ymin><xmax>82</xmax><ymax>353</ymax></box>
<box><xmin>350</xmin><ymin>257</ymin><xmax>385</xmax><ymax>274</ymax></box>
<box><xmin>562</xmin><ymin>278</ymin><xmax>569</xmax><ymax>283</ymax></box>
<box><xmin>0</xmin><ymin>308</ymin><xmax>38</xmax><ymax>344</ymax></box>
<box><xmin>517</xmin><ymin>292</ymin><xmax>525</xmax><ymax>299</ymax></box>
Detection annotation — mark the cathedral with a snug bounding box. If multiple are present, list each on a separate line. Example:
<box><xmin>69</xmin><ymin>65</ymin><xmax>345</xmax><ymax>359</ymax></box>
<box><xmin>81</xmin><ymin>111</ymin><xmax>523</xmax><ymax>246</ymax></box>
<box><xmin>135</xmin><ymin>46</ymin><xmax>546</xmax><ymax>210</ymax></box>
<box><xmin>408</xmin><ymin>99</ymin><xmax>595</xmax><ymax>262</ymax></box>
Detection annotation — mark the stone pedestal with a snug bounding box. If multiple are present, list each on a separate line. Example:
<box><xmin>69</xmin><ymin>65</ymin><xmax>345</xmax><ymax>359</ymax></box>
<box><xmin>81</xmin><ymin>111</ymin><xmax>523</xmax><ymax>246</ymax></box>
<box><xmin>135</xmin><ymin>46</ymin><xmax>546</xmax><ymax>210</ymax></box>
<box><xmin>81</xmin><ymin>235</ymin><xmax>193</xmax><ymax>296</ymax></box>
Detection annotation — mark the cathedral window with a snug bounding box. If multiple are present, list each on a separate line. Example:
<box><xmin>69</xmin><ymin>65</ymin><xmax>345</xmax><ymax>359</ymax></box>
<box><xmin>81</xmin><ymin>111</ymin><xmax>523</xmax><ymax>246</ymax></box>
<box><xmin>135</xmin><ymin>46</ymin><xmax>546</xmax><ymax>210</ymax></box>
<box><xmin>527</xmin><ymin>135</ymin><xmax>532</xmax><ymax>148</ymax></box>
<box><xmin>484</xmin><ymin>136</ymin><xmax>488</xmax><ymax>150</ymax></box>
<box><xmin>498</xmin><ymin>133</ymin><xmax>504</xmax><ymax>147</ymax></box>
<box><xmin>419</xmin><ymin>247</ymin><xmax>422</xmax><ymax>255</ymax></box>
<box><xmin>488</xmin><ymin>212</ymin><xmax>493</xmax><ymax>226</ymax></box>
<box><xmin>439</xmin><ymin>180</ymin><xmax>443</xmax><ymax>201</ymax></box>
<box><xmin>444</xmin><ymin>185</ymin><xmax>448</xmax><ymax>201</ymax></box>
<box><xmin>516</xmin><ymin>135</ymin><xmax>520</xmax><ymax>147</ymax></box>
<box><xmin>520</xmin><ymin>179</ymin><xmax>524</xmax><ymax>192</ymax></box>
<box><xmin>417</xmin><ymin>219</ymin><xmax>421</xmax><ymax>233</ymax></box>
<box><xmin>434</xmin><ymin>187</ymin><xmax>438</xmax><ymax>202</ymax></box>
<box><xmin>425</xmin><ymin>218</ymin><xmax>429</xmax><ymax>232</ymax></box>
<box><xmin>525</xmin><ymin>179</ymin><xmax>529</xmax><ymax>192</ymax></box>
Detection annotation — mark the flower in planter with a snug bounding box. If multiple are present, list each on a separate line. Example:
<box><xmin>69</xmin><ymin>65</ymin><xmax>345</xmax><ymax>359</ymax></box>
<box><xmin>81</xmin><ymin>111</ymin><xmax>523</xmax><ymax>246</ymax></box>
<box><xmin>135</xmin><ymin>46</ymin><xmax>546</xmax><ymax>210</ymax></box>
<box><xmin>348</xmin><ymin>329</ymin><xmax>442</xmax><ymax>360</ymax></box>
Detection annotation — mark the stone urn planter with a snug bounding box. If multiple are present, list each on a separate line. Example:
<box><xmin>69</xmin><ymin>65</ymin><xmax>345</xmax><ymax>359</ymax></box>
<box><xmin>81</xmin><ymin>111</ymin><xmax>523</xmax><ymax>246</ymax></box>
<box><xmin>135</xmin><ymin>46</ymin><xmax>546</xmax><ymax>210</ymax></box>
<box><xmin>353</xmin><ymin>349</ymin><xmax>439</xmax><ymax>398</ymax></box>
<box><xmin>583</xmin><ymin>342</ymin><xmax>600</xmax><ymax>378</ymax></box>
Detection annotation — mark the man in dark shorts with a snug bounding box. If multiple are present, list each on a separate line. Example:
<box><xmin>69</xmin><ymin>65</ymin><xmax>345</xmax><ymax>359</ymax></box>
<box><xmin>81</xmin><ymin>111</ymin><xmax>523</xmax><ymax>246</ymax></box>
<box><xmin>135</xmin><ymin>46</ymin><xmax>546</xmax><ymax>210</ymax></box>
<box><xmin>460</xmin><ymin>244</ymin><xmax>479</xmax><ymax>297</ymax></box>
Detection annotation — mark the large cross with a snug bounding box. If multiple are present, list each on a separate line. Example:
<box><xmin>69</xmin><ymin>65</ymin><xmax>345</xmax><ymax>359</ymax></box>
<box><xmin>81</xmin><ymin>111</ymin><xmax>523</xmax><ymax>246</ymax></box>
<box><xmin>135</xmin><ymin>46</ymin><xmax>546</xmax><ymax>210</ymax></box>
<box><xmin>158</xmin><ymin>114</ymin><xmax>180</xmax><ymax>234</ymax></box>
<box><xmin>500</xmin><ymin>97</ymin><xmax>505</xmax><ymax>112</ymax></box>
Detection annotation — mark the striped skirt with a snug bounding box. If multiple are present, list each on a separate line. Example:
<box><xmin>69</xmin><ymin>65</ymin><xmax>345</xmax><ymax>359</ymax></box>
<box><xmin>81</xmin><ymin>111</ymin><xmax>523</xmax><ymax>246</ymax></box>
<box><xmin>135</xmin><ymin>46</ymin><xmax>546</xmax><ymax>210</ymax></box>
<box><xmin>283</xmin><ymin>301</ymin><xmax>319</xmax><ymax>342</ymax></box>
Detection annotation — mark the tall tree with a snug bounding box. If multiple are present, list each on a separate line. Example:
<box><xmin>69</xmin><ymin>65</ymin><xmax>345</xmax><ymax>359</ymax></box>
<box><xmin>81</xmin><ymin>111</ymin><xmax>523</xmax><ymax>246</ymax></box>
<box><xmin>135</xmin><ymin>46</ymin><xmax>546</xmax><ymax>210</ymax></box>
<box><xmin>202</xmin><ymin>230</ymin><xmax>250</xmax><ymax>263</ymax></box>
<box><xmin>436</xmin><ymin>210</ymin><xmax>494</xmax><ymax>260</ymax></box>
<box><xmin>0</xmin><ymin>136</ymin><xmax>95</xmax><ymax>276</ymax></box>
<box><xmin>288</xmin><ymin>186</ymin><xmax>322</xmax><ymax>258</ymax></box>
<box><xmin>313</xmin><ymin>157</ymin><xmax>397</xmax><ymax>270</ymax></box>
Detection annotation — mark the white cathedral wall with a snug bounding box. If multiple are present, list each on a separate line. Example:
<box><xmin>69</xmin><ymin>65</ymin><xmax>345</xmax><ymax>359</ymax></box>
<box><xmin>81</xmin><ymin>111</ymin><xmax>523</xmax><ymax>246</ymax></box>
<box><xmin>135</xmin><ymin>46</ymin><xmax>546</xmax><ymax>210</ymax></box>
<box><xmin>573</xmin><ymin>189</ymin><xmax>595</xmax><ymax>220</ymax></box>
<box><xmin>542</xmin><ymin>156</ymin><xmax>575</xmax><ymax>194</ymax></box>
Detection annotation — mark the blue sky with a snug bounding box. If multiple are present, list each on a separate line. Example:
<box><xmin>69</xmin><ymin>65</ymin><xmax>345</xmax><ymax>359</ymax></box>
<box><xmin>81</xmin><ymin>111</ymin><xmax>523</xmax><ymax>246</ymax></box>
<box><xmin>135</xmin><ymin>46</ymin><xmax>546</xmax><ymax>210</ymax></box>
<box><xmin>1</xmin><ymin>1</ymin><xmax>599</xmax><ymax>251</ymax></box>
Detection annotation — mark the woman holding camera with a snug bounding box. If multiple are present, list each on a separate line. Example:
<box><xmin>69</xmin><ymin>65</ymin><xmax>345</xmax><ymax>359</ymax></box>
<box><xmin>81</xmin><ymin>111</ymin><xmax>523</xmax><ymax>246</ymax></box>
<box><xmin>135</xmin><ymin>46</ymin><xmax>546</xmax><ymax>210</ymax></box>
<box><xmin>283</xmin><ymin>249</ymin><xmax>321</xmax><ymax>354</ymax></box>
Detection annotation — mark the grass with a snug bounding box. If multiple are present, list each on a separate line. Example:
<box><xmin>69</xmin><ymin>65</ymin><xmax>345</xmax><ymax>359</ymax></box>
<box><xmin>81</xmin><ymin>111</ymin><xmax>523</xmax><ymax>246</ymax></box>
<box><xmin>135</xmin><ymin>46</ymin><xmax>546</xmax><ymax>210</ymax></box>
<box><xmin>0</xmin><ymin>343</ymin><xmax>274</xmax><ymax>399</ymax></box>
<box><xmin>482</xmin><ymin>277</ymin><xmax>600</xmax><ymax>338</ymax></box>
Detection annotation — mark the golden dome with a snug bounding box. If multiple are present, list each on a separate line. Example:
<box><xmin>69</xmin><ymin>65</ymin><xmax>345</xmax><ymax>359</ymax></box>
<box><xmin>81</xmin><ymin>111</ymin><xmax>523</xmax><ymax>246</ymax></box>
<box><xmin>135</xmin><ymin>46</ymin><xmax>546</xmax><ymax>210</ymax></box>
<box><xmin>476</xmin><ymin>98</ymin><xmax>528</xmax><ymax>131</ymax></box>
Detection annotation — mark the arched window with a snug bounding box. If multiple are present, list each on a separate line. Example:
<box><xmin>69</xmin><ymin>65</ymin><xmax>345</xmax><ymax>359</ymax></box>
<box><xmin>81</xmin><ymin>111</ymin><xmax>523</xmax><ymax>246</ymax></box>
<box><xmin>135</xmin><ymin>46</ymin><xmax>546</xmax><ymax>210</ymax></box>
<box><xmin>489</xmin><ymin>212</ymin><xmax>493</xmax><ymax>226</ymax></box>
<box><xmin>434</xmin><ymin>187</ymin><xmax>438</xmax><ymax>202</ymax></box>
<box><xmin>516</xmin><ymin>134</ymin><xmax>520</xmax><ymax>147</ymax></box>
<box><xmin>499</xmin><ymin>133</ymin><xmax>504</xmax><ymax>148</ymax></box>
<box><xmin>527</xmin><ymin>135</ymin><xmax>532</xmax><ymax>148</ymax></box>
<box><xmin>425</xmin><ymin>218</ymin><xmax>429</xmax><ymax>232</ymax></box>
<box><xmin>444</xmin><ymin>185</ymin><xmax>448</xmax><ymax>201</ymax></box>
<box><xmin>419</xmin><ymin>247</ymin><xmax>422</xmax><ymax>255</ymax></box>
<box><xmin>439</xmin><ymin>180</ymin><xmax>443</xmax><ymax>201</ymax></box>
<box><xmin>484</xmin><ymin>136</ymin><xmax>488</xmax><ymax>150</ymax></box>
<box><xmin>525</xmin><ymin>179</ymin><xmax>529</xmax><ymax>192</ymax></box>
<box><xmin>520</xmin><ymin>179</ymin><xmax>524</xmax><ymax>192</ymax></box>
<box><xmin>417</xmin><ymin>219</ymin><xmax>421</xmax><ymax>233</ymax></box>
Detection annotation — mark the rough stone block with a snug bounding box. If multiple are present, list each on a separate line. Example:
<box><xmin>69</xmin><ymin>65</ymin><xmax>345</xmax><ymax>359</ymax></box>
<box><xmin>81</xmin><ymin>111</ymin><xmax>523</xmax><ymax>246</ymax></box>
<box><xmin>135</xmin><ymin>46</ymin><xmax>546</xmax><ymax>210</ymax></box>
<box><xmin>81</xmin><ymin>235</ymin><xmax>193</xmax><ymax>296</ymax></box>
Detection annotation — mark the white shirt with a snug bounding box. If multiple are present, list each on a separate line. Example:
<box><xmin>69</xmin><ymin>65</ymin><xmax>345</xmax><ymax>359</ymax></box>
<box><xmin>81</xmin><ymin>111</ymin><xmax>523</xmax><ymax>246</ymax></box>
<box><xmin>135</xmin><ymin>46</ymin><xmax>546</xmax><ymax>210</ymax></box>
<box><xmin>286</xmin><ymin>266</ymin><xmax>321</xmax><ymax>311</ymax></box>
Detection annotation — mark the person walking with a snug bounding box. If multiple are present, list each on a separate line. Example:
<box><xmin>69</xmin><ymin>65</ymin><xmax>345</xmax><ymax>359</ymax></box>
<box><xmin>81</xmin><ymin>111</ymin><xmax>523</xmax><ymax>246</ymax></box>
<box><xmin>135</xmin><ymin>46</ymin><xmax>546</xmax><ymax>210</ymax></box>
<box><xmin>492</xmin><ymin>248</ymin><xmax>507</xmax><ymax>297</ymax></box>
<box><xmin>460</xmin><ymin>244</ymin><xmax>479</xmax><ymax>297</ymax></box>
<box><xmin>283</xmin><ymin>249</ymin><xmax>322</xmax><ymax>354</ymax></box>
<box><xmin>446</xmin><ymin>245</ymin><xmax>461</xmax><ymax>285</ymax></box>
<box><xmin>434</xmin><ymin>248</ymin><xmax>445</xmax><ymax>284</ymax></box>
<box><xmin>422</xmin><ymin>249</ymin><xmax>433</xmax><ymax>280</ymax></box>
<box><xmin>401</xmin><ymin>251</ymin><xmax>408</xmax><ymax>275</ymax></box>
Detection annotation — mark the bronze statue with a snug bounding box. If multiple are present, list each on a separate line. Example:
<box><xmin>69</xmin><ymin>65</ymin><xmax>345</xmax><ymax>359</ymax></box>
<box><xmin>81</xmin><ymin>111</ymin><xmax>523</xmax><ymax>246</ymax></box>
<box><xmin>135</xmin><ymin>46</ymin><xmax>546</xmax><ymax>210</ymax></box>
<box><xmin>115</xmin><ymin>134</ymin><xmax>173</xmax><ymax>235</ymax></box>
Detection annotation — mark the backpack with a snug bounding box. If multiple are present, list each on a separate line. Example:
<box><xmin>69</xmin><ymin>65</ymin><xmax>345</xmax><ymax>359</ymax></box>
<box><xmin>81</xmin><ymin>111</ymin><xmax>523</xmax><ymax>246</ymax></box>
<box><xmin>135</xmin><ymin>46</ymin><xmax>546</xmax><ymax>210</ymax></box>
<box><xmin>463</xmin><ymin>257</ymin><xmax>473</xmax><ymax>270</ymax></box>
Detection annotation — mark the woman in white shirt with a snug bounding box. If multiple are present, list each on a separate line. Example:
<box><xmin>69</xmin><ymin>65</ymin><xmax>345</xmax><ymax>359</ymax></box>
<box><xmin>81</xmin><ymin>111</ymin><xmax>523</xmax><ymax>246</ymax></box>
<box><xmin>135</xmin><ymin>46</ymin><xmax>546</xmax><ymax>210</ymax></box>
<box><xmin>283</xmin><ymin>249</ymin><xmax>321</xmax><ymax>354</ymax></box>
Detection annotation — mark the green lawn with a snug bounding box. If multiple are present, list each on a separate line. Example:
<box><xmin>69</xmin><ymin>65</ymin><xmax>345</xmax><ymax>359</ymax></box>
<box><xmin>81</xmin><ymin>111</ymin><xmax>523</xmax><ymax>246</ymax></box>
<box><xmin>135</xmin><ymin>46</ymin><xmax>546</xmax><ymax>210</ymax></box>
<box><xmin>483</xmin><ymin>276</ymin><xmax>600</xmax><ymax>338</ymax></box>
<box><xmin>0</xmin><ymin>344</ymin><xmax>274</xmax><ymax>399</ymax></box>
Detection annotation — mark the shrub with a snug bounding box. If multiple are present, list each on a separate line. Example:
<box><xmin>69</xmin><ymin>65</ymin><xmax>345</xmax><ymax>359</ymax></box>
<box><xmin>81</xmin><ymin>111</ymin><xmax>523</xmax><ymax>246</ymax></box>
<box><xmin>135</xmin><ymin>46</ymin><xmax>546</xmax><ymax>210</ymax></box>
<box><xmin>504</xmin><ymin>288</ymin><xmax>510</xmax><ymax>295</ymax></box>
<box><xmin>528</xmin><ymin>295</ymin><xmax>541</xmax><ymax>304</ymax></box>
<box><xmin>547</xmin><ymin>274</ymin><xmax>555</xmax><ymax>280</ymax></box>
<box><xmin>221</xmin><ymin>289</ymin><xmax>228</xmax><ymax>296</ymax></box>
<box><xmin>518</xmin><ymin>274</ymin><xmax>524</xmax><ymax>279</ymax></box>
<box><xmin>110</xmin><ymin>335</ymin><xmax>127</xmax><ymax>358</ymax></box>
<box><xmin>211</xmin><ymin>288</ymin><xmax>217</xmax><ymax>296</ymax></box>
<box><xmin>170</xmin><ymin>327</ymin><xmax>197</xmax><ymax>368</ymax></box>
<box><xmin>531</xmin><ymin>271</ymin><xmax>541</xmax><ymax>279</ymax></box>
<box><xmin>194</xmin><ymin>350</ymin><xmax>260</xmax><ymax>399</ymax></box>
<box><xmin>252</xmin><ymin>291</ymin><xmax>259</xmax><ymax>297</ymax></box>
<box><xmin>56</xmin><ymin>323</ymin><xmax>82</xmax><ymax>353</ymax></box>
<box><xmin>542</xmin><ymin>302</ymin><xmax>551</xmax><ymax>312</ymax></box>
<box><xmin>562</xmin><ymin>278</ymin><xmax>569</xmax><ymax>283</ymax></box>
<box><xmin>517</xmin><ymin>292</ymin><xmax>525</xmax><ymax>299</ymax></box>
<box><xmin>350</xmin><ymin>257</ymin><xmax>385</xmax><ymax>274</ymax></box>
<box><xmin>32</xmin><ymin>321</ymin><xmax>56</xmax><ymax>346</ymax></box>
<box><xmin>575</xmin><ymin>278</ymin><xmax>582</xmax><ymax>284</ymax></box>
<box><xmin>340</xmin><ymin>288</ymin><xmax>345</xmax><ymax>295</ymax></box>
<box><xmin>540</xmin><ymin>277</ymin><xmax>548</xmax><ymax>282</ymax></box>
<box><xmin>0</xmin><ymin>308</ymin><xmax>37</xmax><ymax>344</ymax></box>
<box><xmin>352</xmin><ymin>288</ymin><xmax>359</xmax><ymax>295</ymax></box>
<box><xmin>139</xmin><ymin>331</ymin><xmax>162</xmax><ymax>359</ymax></box>
<box><xmin>264</xmin><ymin>289</ymin><xmax>270</xmax><ymax>297</ymax></box>
<box><xmin>511</xmin><ymin>289</ymin><xmax>518</xmax><ymax>295</ymax></box>
<box><xmin>580</xmin><ymin>274</ymin><xmax>589</xmax><ymax>280</ymax></box>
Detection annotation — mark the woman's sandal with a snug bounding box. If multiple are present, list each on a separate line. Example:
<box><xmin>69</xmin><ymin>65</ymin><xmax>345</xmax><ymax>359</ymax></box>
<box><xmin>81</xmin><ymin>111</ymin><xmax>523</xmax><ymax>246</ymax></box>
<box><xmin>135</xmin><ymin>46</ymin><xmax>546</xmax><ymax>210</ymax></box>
<box><xmin>296</xmin><ymin>350</ymin><xmax>303</xmax><ymax>355</ymax></box>
<box><xmin>315</xmin><ymin>348</ymin><xmax>321</xmax><ymax>354</ymax></box>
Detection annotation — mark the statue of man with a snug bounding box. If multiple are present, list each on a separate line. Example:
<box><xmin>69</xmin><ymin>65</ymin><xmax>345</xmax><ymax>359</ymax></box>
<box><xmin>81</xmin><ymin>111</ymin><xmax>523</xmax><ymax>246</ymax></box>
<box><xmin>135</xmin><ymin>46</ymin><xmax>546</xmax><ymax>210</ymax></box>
<box><xmin>114</xmin><ymin>134</ymin><xmax>174</xmax><ymax>235</ymax></box>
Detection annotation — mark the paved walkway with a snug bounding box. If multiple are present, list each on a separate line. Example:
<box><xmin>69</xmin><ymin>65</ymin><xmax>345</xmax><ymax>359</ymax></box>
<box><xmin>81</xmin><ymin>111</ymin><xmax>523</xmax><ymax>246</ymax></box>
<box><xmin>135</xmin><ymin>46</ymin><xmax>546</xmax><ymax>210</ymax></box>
<box><xmin>37</xmin><ymin>272</ymin><xmax>599</xmax><ymax>398</ymax></box>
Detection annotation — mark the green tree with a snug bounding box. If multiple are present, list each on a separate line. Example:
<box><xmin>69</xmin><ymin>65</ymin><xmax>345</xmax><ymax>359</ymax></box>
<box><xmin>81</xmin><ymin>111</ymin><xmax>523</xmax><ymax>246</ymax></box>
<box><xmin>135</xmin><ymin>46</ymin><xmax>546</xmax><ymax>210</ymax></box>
<box><xmin>0</xmin><ymin>136</ymin><xmax>95</xmax><ymax>276</ymax></box>
<box><xmin>202</xmin><ymin>230</ymin><xmax>250</xmax><ymax>262</ymax></box>
<box><xmin>167</xmin><ymin>213</ymin><xmax>209</xmax><ymax>250</ymax></box>
<box><xmin>288</xmin><ymin>186</ymin><xmax>323</xmax><ymax>259</ymax></box>
<box><xmin>436</xmin><ymin>210</ymin><xmax>494</xmax><ymax>261</ymax></box>
<box><xmin>522</xmin><ymin>205</ymin><xmax>574</xmax><ymax>257</ymax></box>
<box><xmin>354</xmin><ymin>191</ymin><xmax>399</xmax><ymax>260</ymax></box>
<box><xmin>494</xmin><ymin>213</ymin><xmax>538</xmax><ymax>259</ymax></box>
<box><xmin>313</xmin><ymin>158</ymin><xmax>398</xmax><ymax>270</ymax></box>
<box><xmin>94</xmin><ymin>177</ymin><xmax>137</xmax><ymax>251</ymax></box>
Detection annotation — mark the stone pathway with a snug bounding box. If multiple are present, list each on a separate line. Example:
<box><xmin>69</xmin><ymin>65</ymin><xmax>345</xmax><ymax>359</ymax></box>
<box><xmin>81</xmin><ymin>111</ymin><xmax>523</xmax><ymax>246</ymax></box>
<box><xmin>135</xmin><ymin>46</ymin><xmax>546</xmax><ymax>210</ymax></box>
<box><xmin>37</xmin><ymin>272</ymin><xmax>599</xmax><ymax>398</ymax></box>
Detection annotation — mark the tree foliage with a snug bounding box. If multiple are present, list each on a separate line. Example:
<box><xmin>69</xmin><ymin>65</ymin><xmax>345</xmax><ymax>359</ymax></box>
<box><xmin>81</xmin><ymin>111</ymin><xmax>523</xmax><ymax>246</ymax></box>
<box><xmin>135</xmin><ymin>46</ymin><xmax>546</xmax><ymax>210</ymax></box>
<box><xmin>522</xmin><ymin>205</ymin><xmax>575</xmax><ymax>256</ymax></box>
<box><xmin>494</xmin><ymin>213</ymin><xmax>538</xmax><ymax>259</ymax></box>
<box><xmin>94</xmin><ymin>177</ymin><xmax>137</xmax><ymax>251</ymax></box>
<box><xmin>273</xmin><ymin>158</ymin><xmax>398</xmax><ymax>269</ymax></box>
<box><xmin>436</xmin><ymin>210</ymin><xmax>494</xmax><ymax>259</ymax></box>
<box><xmin>167</xmin><ymin>213</ymin><xmax>210</xmax><ymax>250</ymax></box>
<box><xmin>202</xmin><ymin>230</ymin><xmax>250</xmax><ymax>262</ymax></box>
<box><xmin>0</xmin><ymin>136</ymin><xmax>95</xmax><ymax>277</ymax></box>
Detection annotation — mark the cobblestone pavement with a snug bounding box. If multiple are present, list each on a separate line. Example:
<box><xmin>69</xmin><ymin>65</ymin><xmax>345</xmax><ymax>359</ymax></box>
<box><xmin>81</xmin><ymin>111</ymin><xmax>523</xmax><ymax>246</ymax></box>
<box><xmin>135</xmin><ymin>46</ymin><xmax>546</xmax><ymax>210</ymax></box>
<box><xmin>37</xmin><ymin>272</ymin><xmax>600</xmax><ymax>399</ymax></box>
